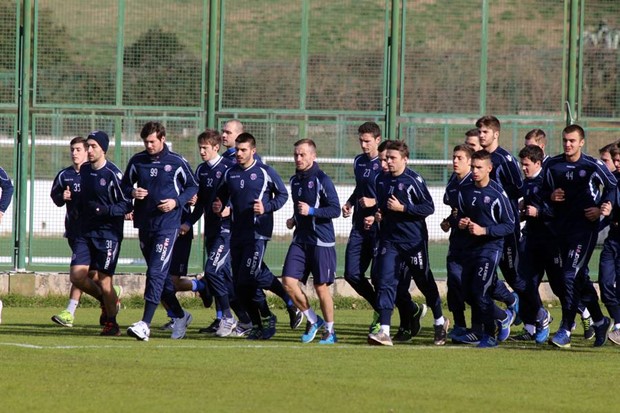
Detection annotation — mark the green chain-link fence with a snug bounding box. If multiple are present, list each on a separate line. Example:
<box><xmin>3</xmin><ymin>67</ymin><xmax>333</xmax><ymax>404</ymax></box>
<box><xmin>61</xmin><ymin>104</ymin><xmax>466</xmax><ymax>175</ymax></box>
<box><xmin>0</xmin><ymin>0</ymin><xmax>619</xmax><ymax>277</ymax></box>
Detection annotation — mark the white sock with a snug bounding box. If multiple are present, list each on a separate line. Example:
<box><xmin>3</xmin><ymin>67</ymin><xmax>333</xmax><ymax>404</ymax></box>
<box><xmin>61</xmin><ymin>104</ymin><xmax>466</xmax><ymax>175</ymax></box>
<box><xmin>592</xmin><ymin>318</ymin><xmax>605</xmax><ymax>327</ymax></box>
<box><xmin>581</xmin><ymin>308</ymin><xmax>591</xmax><ymax>319</ymax></box>
<box><xmin>524</xmin><ymin>324</ymin><xmax>536</xmax><ymax>335</ymax></box>
<box><xmin>325</xmin><ymin>321</ymin><xmax>334</xmax><ymax>333</ymax></box>
<box><xmin>614</xmin><ymin>323</ymin><xmax>620</xmax><ymax>330</ymax></box>
<box><xmin>434</xmin><ymin>316</ymin><xmax>445</xmax><ymax>326</ymax></box>
<box><xmin>303</xmin><ymin>308</ymin><xmax>318</xmax><ymax>325</ymax></box>
<box><xmin>380</xmin><ymin>325</ymin><xmax>390</xmax><ymax>335</ymax></box>
<box><xmin>66</xmin><ymin>299</ymin><xmax>79</xmax><ymax>316</ymax></box>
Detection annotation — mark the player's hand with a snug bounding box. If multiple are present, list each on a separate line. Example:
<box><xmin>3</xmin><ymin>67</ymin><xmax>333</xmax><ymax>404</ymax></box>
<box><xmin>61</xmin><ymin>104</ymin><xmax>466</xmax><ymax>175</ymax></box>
<box><xmin>297</xmin><ymin>201</ymin><xmax>310</xmax><ymax>216</ymax></box>
<box><xmin>387</xmin><ymin>195</ymin><xmax>403</xmax><ymax>212</ymax></box>
<box><xmin>451</xmin><ymin>207</ymin><xmax>458</xmax><ymax>218</ymax></box>
<box><xmin>63</xmin><ymin>185</ymin><xmax>72</xmax><ymax>201</ymax></box>
<box><xmin>212</xmin><ymin>197</ymin><xmax>223</xmax><ymax>214</ymax></box>
<box><xmin>600</xmin><ymin>201</ymin><xmax>612</xmax><ymax>217</ymax></box>
<box><xmin>188</xmin><ymin>194</ymin><xmax>197</xmax><ymax>206</ymax></box>
<box><xmin>374</xmin><ymin>209</ymin><xmax>382</xmax><ymax>223</ymax></box>
<box><xmin>286</xmin><ymin>217</ymin><xmax>295</xmax><ymax>229</ymax></box>
<box><xmin>253</xmin><ymin>199</ymin><xmax>264</xmax><ymax>215</ymax></box>
<box><xmin>88</xmin><ymin>201</ymin><xmax>109</xmax><ymax>216</ymax></box>
<box><xmin>363</xmin><ymin>215</ymin><xmax>375</xmax><ymax>230</ymax></box>
<box><xmin>179</xmin><ymin>223</ymin><xmax>191</xmax><ymax>236</ymax></box>
<box><xmin>551</xmin><ymin>188</ymin><xmax>565</xmax><ymax>202</ymax></box>
<box><xmin>523</xmin><ymin>205</ymin><xmax>538</xmax><ymax>217</ymax></box>
<box><xmin>359</xmin><ymin>197</ymin><xmax>376</xmax><ymax>208</ymax></box>
<box><xmin>124</xmin><ymin>211</ymin><xmax>134</xmax><ymax>220</ymax></box>
<box><xmin>468</xmin><ymin>221</ymin><xmax>486</xmax><ymax>236</ymax></box>
<box><xmin>132</xmin><ymin>187</ymin><xmax>148</xmax><ymax>200</ymax></box>
<box><xmin>158</xmin><ymin>199</ymin><xmax>177</xmax><ymax>213</ymax></box>
<box><xmin>458</xmin><ymin>217</ymin><xmax>471</xmax><ymax>230</ymax></box>
<box><xmin>220</xmin><ymin>205</ymin><xmax>230</xmax><ymax>218</ymax></box>
<box><xmin>440</xmin><ymin>218</ymin><xmax>450</xmax><ymax>232</ymax></box>
<box><xmin>342</xmin><ymin>202</ymin><xmax>352</xmax><ymax>218</ymax></box>
<box><xmin>584</xmin><ymin>206</ymin><xmax>601</xmax><ymax>222</ymax></box>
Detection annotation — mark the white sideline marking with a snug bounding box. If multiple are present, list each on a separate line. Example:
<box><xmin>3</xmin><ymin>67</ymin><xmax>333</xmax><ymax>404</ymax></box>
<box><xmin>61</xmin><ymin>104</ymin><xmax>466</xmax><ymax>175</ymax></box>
<box><xmin>0</xmin><ymin>341</ymin><xmax>467</xmax><ymax>350</ymax></box>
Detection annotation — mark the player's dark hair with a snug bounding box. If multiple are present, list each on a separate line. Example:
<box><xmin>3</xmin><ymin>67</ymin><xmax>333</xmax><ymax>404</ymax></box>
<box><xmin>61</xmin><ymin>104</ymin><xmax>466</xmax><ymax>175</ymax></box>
<box><xmin>599</xmin><ymin>142</ymin><xmax>617</xmax><ymax>155</ymax></box>
<box><xmin>294</xmin><ymin>138</ymin><xmax>316</xmax><ymax>150</ymax></box>
<box><xmin>197</xmin><ymin>129</ymin><xmax>221</xmax><ymax>147</ymax></box>
<box><xmin>562</xmin><ymin>124</ymin><xmax>585</xmax><ymax>140</ymax></box>
<box><xmin>70</xmin><ymin>136</ymin><xmax>87</xmax><ymax>149</ymax></box>
<box><xmin>475</xmin><ymin>115</ymin><xmax>501</xmax><ymax>132</ymax></box>
<box><xmin>236</xmin><ymin>132</ymin><xmax>256</xmax><ymax>148</ymax></box>
<box><xmin>378</xmin><ymin>139</ymin><xmax>390</xmax><ymax>153</ymax></box>
<box><xmin>385</xmin><ymin>140</ymin><xmax>409</xmax><ymax>159</ymax></box>
<box><xmin>140</xmin><ymin>121</ymin><xmax>166</xmax><ymax>140</ymax></box>
<box><xmin>453</xmin><ymin>144</ymin><xmax>474</xmax><ymax>158</ymax></box>
<box><xmin>358</xmin><ymin>122</ymin><xmax>381</xmax><ymax>139</ymax></box>
<box><xmin>471</xmin><ymin>149</ymin><xmax>492</xmax><ymax>162</ymax></box>
<box><xmin>518</xmin><ymin>144</ymin><xmax>544</xmax><ymax>164</ymax></box>
<box><xmin>465</xmin><ymin>128</ymin><xmax>480</xmax><ymax>137</ymax></box>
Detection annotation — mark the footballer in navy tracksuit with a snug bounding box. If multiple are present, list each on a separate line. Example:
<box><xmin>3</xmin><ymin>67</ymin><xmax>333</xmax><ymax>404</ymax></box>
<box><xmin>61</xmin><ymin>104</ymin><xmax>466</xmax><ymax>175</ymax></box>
<box><xmin>215</xmin><ymin>134</ymin><xmax>291</xmax><ymax>332</ymax></box>
<box><xmin>283</xmin><ymin>162</ymin><xmax>340</xmax><ymax>284</ymax></box>
<box><xmin>188</xmin><ymin>153</ymin><xmax>237</xmax><ymax>317</ymax></box>
<box><xmin>456</xmin><ymin>157</ymin><xmax>515</xmax><ymax>344</ymax></box>
<box><xmin>51</xmin><ymin>161</ymin><xmax>85</xmax><ymax>242</ymax></box>
<box><xmin>282</xmin><ymin>151</ymin><xmax>340</xmax><ymax>342</ymax></box>
<box><xmin>542</xmin><ymin>126</ymin><xmax>616</xmax><ymax>346</ymax></box>
<box><xmin>122</xmin><ymin>134</ymin><xmax>198</xmax><ymax>329</ymax></box>
<box><xmin>371</xmin><ymin>141</ymin><xmax>446</xmax><ymax>345</ymax></box>
<box><xmin>599</xmin><ymin>168</ymin><xmax>620</xmax><ymax>339</ymax></box>
<box><xmin>515</xmin><ymin>146</ymin><xmax>559</xmax><ymax>339</ymax></box>
<box><xmin>343</xmin><ymin>152</ymin><xmax>381</xmax><ymax>309</ymax></box>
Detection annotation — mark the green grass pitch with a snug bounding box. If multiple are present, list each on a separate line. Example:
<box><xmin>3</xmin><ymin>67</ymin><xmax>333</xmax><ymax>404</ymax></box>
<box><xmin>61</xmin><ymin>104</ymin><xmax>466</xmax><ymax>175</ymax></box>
<box><xmin>0</xmin><ymin>300</ymin><xmax>618</xmax><ymax>413</ymax></box>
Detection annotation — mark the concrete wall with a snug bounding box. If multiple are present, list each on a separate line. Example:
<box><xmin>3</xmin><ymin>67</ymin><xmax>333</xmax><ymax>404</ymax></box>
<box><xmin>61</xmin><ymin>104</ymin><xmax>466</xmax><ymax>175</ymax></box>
<box><xmin>0</xmin><ymin>271</ymin><xmax>570</xmax><ymax>303</ymax></box>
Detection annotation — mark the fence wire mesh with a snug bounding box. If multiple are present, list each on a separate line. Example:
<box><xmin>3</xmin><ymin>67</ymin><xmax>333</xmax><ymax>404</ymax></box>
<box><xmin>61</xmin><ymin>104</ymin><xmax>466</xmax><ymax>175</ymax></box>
<box><xmin>0</xmin><ymin>0</ymin><xmax>619</xmax><ymax>276</ymax></box>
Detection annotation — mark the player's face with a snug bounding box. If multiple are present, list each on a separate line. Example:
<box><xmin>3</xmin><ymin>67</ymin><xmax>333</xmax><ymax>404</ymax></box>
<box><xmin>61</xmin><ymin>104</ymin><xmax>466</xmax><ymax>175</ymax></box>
<box><xmin>562</xmin><ymin>131</ymin><xmax>584</xmax><ymax>159</ymax></box>
<box><xmin>86</xmin><ymin>139</ymin><xmax>105</xmax><ymax>164</ymax></box>
<box><xmin>478</xmin><ymin>126</ymin><xmax>498</xmax><ymax>149</ymax></box>
<box><xmin>143</xmin><ymin>132</ymin><xmax>165</xmax><ymax>156</ymax></box>
<box><xmin>70</xmin><ymin>143</ymin><xmax>88</xmax><ymax>167</ymax></box>
<box><xmin>235</xmin><ymin>142</ymin><xmax>255</xmax><ymax>167</ymax></box>
<box><xmin>614</xmin><ymin>154</ymin><xmax>620</xmax><ymax>171</ymax></box>
<box><xmin>221</xmin><ymin>122</ymin><xmax>240</xmax><ymax>148</ymax></box>
<box><xmin>465</xmin><ymin>135</ymin><xmax>481</xmax><ymax>151</ymax></box>
<box><xmin>520</xmin><ymin>157</ymin><xmax>541</xmax><ymax>179</ymax></box>
<box><xmin>452</xmin><ymin>150</ymin><xmax>470</xmax><ymax>176</ymax></box>
<box><xmin>378</xmin><ymin>150</ymin><xmax>388</xmax><ymax>173</ymax></box>
<box><xmin>199</xmin><ymin>142</ymin><xmax>219</xmax><ymax>162</ymax></box>
<box><xmin>293</xmin><ymin>143</ymin><xmax>316</xmax><ymax>172</ymax></box>
<box><xmin>471</xmin><ymin>158</ymin><xmax>492</xmax><ymax>183</ymax></box>
<box><xmin>600</xmin><ymin>151</ymin><xmax>615</xmax><ymax>172</ymax></box>
<box><xmin>359</xmin><ymin>133</ymin><xmax>380</xmax><ymax>156</ymax></box>
<box><xmin>386</xmin><ymin>149</ymin><xmax>407</xmax><ymax>176</ymax></box>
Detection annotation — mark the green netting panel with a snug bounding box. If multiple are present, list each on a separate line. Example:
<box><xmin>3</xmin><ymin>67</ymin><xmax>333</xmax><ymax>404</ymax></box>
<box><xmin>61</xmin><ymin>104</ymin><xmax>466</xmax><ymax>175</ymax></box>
<box><xmin>401</xmin><ymin>0</ymin><xmax>484</xmax><ymax>114</ymax></box>
<box><xmin>581</xmin><ymin>2</ymin><xmax>620</xmax><ymax>119</ymax></box>
<box><xmin>122</xmin><ymin>0</ymin><xmax>206</xmax><ymax>108</ymax></box>
<box><xmin>34</xmin><ymin>0</ymin><xmax>118</xmax><ymax>105</ymax></box>
<box><xmin>485</xmin><ymin>0</ymin><xmax>565</xmax><ymax>116</ymax></box>
<box><xmin>306</xmin><ymin>1</ymin><xmax>387</xmax><ymax>112</ymax></box>
<box><xmin>220</xmin><ymin>1</ymin><xmax>303</xmax><ymax>110</ymax></box>
<box><xmin>0</xmin><ymin>0</ymin><xmax>17</xmax><ymax>106</ymax></box>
